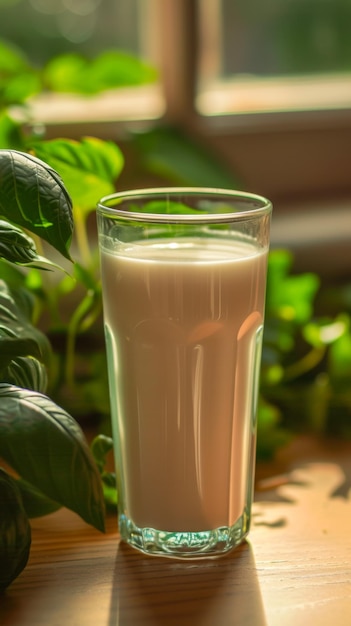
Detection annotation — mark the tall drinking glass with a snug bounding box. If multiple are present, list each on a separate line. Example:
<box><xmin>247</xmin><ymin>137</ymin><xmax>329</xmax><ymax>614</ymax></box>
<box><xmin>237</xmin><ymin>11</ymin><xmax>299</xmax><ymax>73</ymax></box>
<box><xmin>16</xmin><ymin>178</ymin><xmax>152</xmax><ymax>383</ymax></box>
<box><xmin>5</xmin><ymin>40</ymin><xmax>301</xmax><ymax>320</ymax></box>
<box><xmin>97</xmin><ymin>188</ymin><xmax>272</xmax><ymax>558</ymax></box>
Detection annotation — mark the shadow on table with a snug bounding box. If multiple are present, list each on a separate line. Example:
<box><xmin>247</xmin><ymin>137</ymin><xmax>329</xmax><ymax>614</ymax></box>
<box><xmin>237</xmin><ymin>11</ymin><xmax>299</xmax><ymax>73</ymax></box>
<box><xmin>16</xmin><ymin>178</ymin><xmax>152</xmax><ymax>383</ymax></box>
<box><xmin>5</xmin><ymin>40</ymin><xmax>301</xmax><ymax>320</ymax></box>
<box><xmin>109</xmin><ymin>540</ymin><xmax>267</xmax><ymax>626</ymax></box>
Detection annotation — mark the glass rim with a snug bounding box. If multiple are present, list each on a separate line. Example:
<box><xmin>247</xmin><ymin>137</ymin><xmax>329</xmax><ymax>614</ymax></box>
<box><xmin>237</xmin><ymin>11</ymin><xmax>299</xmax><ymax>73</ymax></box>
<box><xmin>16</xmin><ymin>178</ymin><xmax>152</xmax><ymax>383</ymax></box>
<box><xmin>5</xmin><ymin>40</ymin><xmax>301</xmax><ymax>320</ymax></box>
<box><xmin>97</xmin><ymin>187</ymin><xmax>272</xmax><ymax>224</ymax></box>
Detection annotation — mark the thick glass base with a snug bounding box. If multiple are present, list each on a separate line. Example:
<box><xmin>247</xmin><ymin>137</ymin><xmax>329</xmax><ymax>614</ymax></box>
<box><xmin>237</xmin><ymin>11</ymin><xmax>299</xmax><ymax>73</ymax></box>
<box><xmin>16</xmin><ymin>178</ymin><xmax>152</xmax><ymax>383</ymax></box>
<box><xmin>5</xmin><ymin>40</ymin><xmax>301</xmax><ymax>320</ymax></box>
<box><xmin>118</xmin><ymin>512</ymin><xmax>250</xmax><ymax>559</ymax></box>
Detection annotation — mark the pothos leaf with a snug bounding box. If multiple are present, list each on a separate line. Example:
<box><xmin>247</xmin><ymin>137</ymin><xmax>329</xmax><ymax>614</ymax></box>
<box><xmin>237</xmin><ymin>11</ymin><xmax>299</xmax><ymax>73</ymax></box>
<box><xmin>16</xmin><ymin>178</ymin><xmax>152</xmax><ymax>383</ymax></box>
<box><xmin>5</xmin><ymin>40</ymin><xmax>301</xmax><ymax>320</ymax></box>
<box><xmin>0</xmin><ymin>384</ymin><xmax>105</xmax><ymax>532</ymax></box>
<box><xmin>0</xmin><ymin>150</ymin><xmax>73</xmax><ymax>260</ymax></box>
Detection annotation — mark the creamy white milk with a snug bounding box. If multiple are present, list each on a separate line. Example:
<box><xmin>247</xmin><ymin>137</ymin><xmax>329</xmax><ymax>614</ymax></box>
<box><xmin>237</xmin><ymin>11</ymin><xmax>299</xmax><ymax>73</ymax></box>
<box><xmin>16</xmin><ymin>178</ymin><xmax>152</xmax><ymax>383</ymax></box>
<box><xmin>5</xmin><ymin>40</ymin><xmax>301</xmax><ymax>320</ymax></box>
<box><xmin>100</xmin><ymin>237</ymin><xmax>268</xmax><ymax>533</ymax></box>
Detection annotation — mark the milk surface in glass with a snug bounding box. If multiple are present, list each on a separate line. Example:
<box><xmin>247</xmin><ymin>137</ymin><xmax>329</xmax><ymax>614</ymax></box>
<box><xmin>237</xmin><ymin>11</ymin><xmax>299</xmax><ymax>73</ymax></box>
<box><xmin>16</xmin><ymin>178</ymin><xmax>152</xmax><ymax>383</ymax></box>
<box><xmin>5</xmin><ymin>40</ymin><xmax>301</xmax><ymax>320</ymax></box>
<box><xmin>100</xmin><ymin>235</ymin><xmax>267</xmax><ymax>535</ymax></box>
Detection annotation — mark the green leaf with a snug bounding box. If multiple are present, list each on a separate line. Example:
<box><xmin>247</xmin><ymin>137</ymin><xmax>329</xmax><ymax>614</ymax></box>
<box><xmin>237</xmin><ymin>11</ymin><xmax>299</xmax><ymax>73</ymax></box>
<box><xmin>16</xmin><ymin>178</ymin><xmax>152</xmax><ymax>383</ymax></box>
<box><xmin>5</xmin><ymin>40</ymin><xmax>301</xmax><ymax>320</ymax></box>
<box><xmin>15</xmin><ymin>478</ymin><xmax>61</xmax><ymax>519</ymax></box>
<box><xmin>257</xmin><ymin>399</ymin><xmax>291</xmax><ymax>460</ymax></box>
<box><xmin>88</xmin><ymin>50</ymin><xmax>158</xmax><ymax>90</ymax></box>
<box><xmin>266</xmin><ymin>249</ymin><xmax>320</xmax><ymax>324</ymax></box>
<box><xmin>0</xmin><ymin>39</ymin><xmax>40</xmax><ymax>106</ymax></box>
<box><xmin>0</xmin><ymin>38</ymin><xmax>29</xmax><ymax>75</ymax></box>
<box><xmin>0</xmin><ymin>150</ymin><xmax>73</xmax><ymax>259</ymax></box>
<box><xmin>0</xmin><ymin>338</ymin><xmax>42</xmax><ymax>373</ymax></box>
<box><xmin>7</xmin><ymin>281</ymin><xmax>36</xmax><ymax>319</ymax></box>
<box><xmin>303</xmin><ymin>315</ymin><xmax>348</xmax><ymax>348</ymax></box>
<box><xmin>91</xmin><ymin>435</ymin><xmax>117</xmax><ymax>511</ymax></box>
<box><xmin>30</xmin><ymin>137</ymin><xmax>124</xmax><ymax>218</ymax></box>
<box><xmin>0</xmin><ymin>112</ymin><xmax>25</xmax><ymax>150</ymax></box>
<box><xmin>0</xmin><ymin>258</ymin><xmax>27</xmax><ymax>289</ymax></box>
<box><xmin>91</xmin><ymin>434</ymin><xmax>114</xmax><ymax>474</ymax></box>
<box><xmin>24</xmin><ymin>268</ymin><xmax>44</xmax><ymax>296</ymax></box>
<box><xmin>0</xmin><ymin>467</ymin><xmax>31</xmax><ymax>591</ymax></box>
<box><xmin>0</xmin><ymin>280</ymin><xmax>50</xmax><ymax>368</ymax></box>
<box><xmin>3</xmin><ymin>72</ymin><xmax>41</xmax><ymax>105</ymax></box>
<box><xmin>43</xmin><ymin>53</ymin><xmax>88</xmax><ymax>93</ymax></box>
<box><xmin>2</xmin><ymin>356</ymin><xmax>48</xmax><ymax>393</ymax></box>
<box><xmin>133</xmin><ymin>126</ymin><xmax>240</xmax><ymax>188</ymax></box>
<box><xmin>101</xmin><ymin>473</ymin><xmax>118</xmax><ymax>511</ymax></box>
<box><xmin>0</xmin><ymin>220</ymin><xmax>66</xmax><ymax>271</ymax></box>
<box><xmin>43</xmin><ymin>50</ymin><xmax>157</xmax><ymax>94</ymax></box>
<box><xmin>0</xmin><ymin>219</ymin><xmax>48</xmax><ymax>266</ymax></box>
<box><xmin>0</xmin><ymin>384</ymin><xmax>105</xmax><ymax>531</ymax></box>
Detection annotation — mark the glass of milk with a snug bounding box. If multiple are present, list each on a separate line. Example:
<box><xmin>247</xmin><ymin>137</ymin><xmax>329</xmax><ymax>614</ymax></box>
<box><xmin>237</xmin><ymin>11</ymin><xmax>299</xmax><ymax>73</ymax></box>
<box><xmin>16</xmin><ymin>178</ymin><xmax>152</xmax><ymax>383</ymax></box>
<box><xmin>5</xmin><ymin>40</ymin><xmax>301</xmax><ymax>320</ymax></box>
<box><xmin>97</xmin><ymin>188</ymin><xmax>272</xmax><ymax>559</ymax></box>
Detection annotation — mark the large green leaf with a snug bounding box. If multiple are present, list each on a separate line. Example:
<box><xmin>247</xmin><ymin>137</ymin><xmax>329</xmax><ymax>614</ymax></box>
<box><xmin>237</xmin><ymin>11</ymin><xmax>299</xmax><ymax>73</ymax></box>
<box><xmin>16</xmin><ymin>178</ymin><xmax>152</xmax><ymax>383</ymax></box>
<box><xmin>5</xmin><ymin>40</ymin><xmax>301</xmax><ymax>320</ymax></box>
<box><xmin>43</xmin><ymin>50</ymin><xmax>157</xmax><ymax>94</ymax></box>
<box><xmin>0</xmin><ymin>384</ymin><xmax>105</xmax><ymax>531</ymax></box>
<box><xmin>0</xmin><ymin>467</ymin><xmax>31</xmax><ymax>591</ymax></box>
<box><xmin>15</xmin><ymin>477</ymin><xmax>61</xmax><ymax>519</ymax></box>
<box><xmin>0</xmin><ymin>150</ymin><xmax>73</xmax><ymax>259</ymax></box>
<box><xmin>0</xmin><ymin>280</ymin><xmax>50</xmax><ymax>370</ymax></box>
<box><xmin>30</xmin><ymin>137</ymin><xmax>124</xmax><ymax>218</ymax></box>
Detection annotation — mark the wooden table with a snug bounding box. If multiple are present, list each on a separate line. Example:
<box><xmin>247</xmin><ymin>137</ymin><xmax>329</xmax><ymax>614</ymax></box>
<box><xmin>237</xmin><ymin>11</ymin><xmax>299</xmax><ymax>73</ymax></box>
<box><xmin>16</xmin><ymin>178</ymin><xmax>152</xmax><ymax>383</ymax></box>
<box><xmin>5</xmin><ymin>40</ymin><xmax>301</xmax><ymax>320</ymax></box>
<box><xmin>1</xmin><ymin>436</ymin><xmax>351</xmax><ymax>626</ymax></box>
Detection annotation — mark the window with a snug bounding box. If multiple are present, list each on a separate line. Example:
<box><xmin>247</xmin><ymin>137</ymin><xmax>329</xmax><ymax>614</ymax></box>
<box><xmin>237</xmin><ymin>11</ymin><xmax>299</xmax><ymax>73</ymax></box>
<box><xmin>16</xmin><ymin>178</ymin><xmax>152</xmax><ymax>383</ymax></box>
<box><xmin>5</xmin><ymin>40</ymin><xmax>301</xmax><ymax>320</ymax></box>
<box><xmin>200</xmin><ymin>0</ymin><xmax>351</xmax><ymax>79</ymax></box>
<box><xmin>1</xmin><ymin>0</ymin><xmax>351</xmax><ymax>208</ymax></box>
<box><xmin>197</xmin><ymin>0</ymin><xmax>351</xmax><ymax>115</ymax></box>
<box><xmin>152</xmin><ymin>0</ymin><xmax>351</xmax><ymax>208</ymax></box>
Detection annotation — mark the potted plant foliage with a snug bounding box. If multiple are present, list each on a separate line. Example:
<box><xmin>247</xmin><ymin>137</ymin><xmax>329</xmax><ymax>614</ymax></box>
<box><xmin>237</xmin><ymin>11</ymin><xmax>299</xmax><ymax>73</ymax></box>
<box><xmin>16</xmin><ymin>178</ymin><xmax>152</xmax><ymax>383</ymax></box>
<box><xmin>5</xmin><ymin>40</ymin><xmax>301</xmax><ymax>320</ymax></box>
<box><xmin>0</xmin><ymin>149</ymin><xmax>110</xmax><ymax>590</ymax></box>
<box><xmin>0</xmin><ymin>40</ymin><xmax>155</xmax><ymax>591</ymax></box>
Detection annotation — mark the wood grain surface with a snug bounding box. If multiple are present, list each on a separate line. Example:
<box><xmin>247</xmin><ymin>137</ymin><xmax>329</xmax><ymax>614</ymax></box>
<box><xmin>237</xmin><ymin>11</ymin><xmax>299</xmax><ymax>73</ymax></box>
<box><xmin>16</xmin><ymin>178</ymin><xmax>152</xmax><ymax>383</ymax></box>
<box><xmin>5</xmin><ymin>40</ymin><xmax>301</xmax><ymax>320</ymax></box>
<box><xmin>1</xmin><ymin>436</ymin><xmax>350</xmax><ymax>626</ymax></box>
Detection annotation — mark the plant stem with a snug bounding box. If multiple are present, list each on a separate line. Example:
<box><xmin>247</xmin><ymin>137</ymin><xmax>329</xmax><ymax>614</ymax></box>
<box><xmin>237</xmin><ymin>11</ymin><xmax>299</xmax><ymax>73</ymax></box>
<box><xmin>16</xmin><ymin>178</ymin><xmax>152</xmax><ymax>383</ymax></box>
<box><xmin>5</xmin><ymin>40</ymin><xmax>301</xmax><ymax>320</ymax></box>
<box><xmin>65</xmin><ymin>292</ymin><xmax>95</xmax><ymax>388</ymax></box>
<box><xmin>282</xmin><ymin>346</ymin><xmax>326</xmax><ymax>382</ymax></box>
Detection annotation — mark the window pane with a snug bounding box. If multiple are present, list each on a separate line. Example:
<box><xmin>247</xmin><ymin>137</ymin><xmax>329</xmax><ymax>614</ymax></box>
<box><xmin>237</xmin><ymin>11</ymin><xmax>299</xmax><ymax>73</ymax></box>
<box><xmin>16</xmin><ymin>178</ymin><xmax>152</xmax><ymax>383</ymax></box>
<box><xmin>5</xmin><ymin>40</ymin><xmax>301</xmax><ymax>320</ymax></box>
<box><xmin>198</xmin><ymin>0</ymin><xmax>351</xmax><ymax>114</ymax></box>
<box><xmin>0</xmin><ymin>0</ymin><xmax>142</xmax><ymax>64</ymax></box>
<box><xmin>199</xmin><ymin>0</ymin><xmax>351</xmax><ymax>81</ymax></box>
